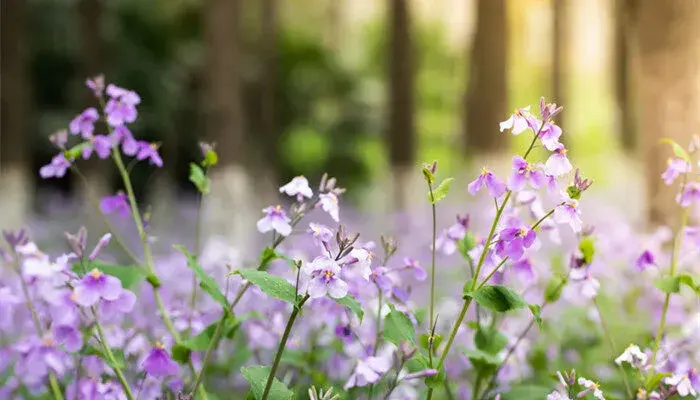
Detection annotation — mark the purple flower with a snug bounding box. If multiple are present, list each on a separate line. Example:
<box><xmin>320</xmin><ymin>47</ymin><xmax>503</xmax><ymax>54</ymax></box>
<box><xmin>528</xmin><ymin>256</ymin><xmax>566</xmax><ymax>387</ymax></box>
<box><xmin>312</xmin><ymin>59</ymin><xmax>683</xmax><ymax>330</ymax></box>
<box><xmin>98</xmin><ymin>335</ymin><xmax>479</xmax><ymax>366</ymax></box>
<box><xmin>88</xmin><ymin>233</ymin><xmax>112</xmax><ymax>261</ymax></box>
<box><xmin>308</xmin><ymin>223</ymin><xmax>334</xmax><ymax>247</ymax></box>
<box><xmin>14</xmin><ymin>334</ymin><xmax>71</xmax><ymax>386</ymax></box>
<box><xmin>511</xmin><ymin>258</ymin><xmax>536</xmax><ymax>282</ymax></box>
<box><xmin>499</xmin><ymin>106</ymin><xmax>538</xmax><ymax>135</ymax></box>
<box><xmin>72</xmin><ymin>269</ymin><xmax>123</xmax><ymax>307</ymax></box>
<box><xmin>280</xmin><ymin>176</ymin><xmax>313</xmax><ymax>200</ymax></box>
<box><xmin>554</xmin><ymin>192</ymin><xmax>582</xmax><ymax>233</ymax></box>
<box><xmin>110</xmin><ymin>125</ymin><xmax>139</xmax><ymax>156</ymax></box>
<box><xmin>334</xmin><ymin>324</ymin><xmax>354</xmax><ymax>343</ymax></box>
<box><xmin>104</xmin><ymin>84</ymin><xmax>141</xmax><ymax>127</ymax></box>
<box><xmin>305</xmin><ymin>256</ymin><xmax>348</xmax><ymax>299</ymax></box>
<box><xmin>545</xmin><ymin>144</ymin><xmax>572</xmax><ymax>176</ymax></box>
<box><xmin>100</xmin><ymin>193</ymin><xmax>131</xmax><ymax>218</ymax></box>
<box><xmin>0</xmin><ymin>287</ymin><xmax>21</xmax><ymax>330</ymax></box>
<box><xmin>676</xmin><ymin>182</ymin><xmax>700</xmax><ymax>208</ymax></box>
<box><xmin>135</xmin><ymin>142</ymin><xmax>163</xmax><ymax>167</ymax></box>
<box><xmin>257</xmin><ymin>205</ymin><xmax>292</xmax><ymax>236</ymax></box>
<box><xmin>540</xmin><ymin>97</ymin><xmax>563</xmax><ymax>121</ymax></box>
<box><xmin>53</xmin><ymin>325</ymin><xmax>82</xmax><ymax>352</ymax></box>
<box><xmin>370</xmin><ymin>267</ymin><xmax>394</xmax><ymax>294</ymax></box>
<box><xmin>86</xmin><ymin>75</ymin><xmax>105</xmax><ymax>97</ymax></box>
<box><xmin>40</xmin><ymin>153</ymin><xmax>71</xmax><ymax>179</ymax></box>
<box><xmin>635</xmin><ymin>250</ymin><xmax>656</xmax><ymax>271</ymax></box>
<box><xmin>403</xmin><ymin>257</ymin><xmax>427</xmax><ymax>281</ymax></box>
<box><xmin>340</xmin><ymin>248</ymin><xmax>373</xmax><ymax>280</ymax></box>
<box><xmin>69</xmin><ymin>108</ymin><xmax>99</xmax><ymax>139</ymax></box>
<box><xmin>468</xmin><ymin>168</ymin><xmax>507</xmax><ymax>198</ymax></box>
<box><xmin>344</xmin><ymin>354</ymin><xmax>392</xmax><ymax>389</ymax></box>
<box><xmin>318</xmin><ymin>193</ymin><xmax>340</xmax><ymax>222</ymax></box>
<box><xmin>509</xmin><ymin>156</ymin><xmax>545</xmax><ymax>191</ymax></box>
<box><xmin>50</xmin><ymin>130</ymin><xmax>68</xmax><ymax>149</ymax></box>
<box><xmin>403</xmin><ymin>369</ymin><xmax>439</xmax><ymax>381</ymax></box>
<box><xmin>495</xmin><ymin>225</ymin><xmax>536</xmax><ymax>260</ymax></box>
<box><xmin>661</xmin><ymin>158</ymin><xmax>691</xmax><ymax>185</ymax></box>
<box><xmin>141</xmin><ymin>343</ymin><xmax>178</xmax><ymax>378</ymax></box>
<box><xmin>82</xmin><ymin>135</ymin><xmax>112</xmax><ymax>160</ymax></box>
<box><xmin>539</xmin><ymin>122</ymin><xmax>562</xmax><ymax>151</ymax></box>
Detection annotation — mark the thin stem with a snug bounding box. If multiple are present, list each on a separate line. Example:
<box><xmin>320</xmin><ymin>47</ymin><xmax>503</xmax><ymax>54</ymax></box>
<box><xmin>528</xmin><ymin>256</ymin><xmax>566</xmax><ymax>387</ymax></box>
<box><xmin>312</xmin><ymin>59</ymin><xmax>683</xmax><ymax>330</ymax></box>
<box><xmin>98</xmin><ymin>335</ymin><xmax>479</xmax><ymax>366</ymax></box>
<box><xmin>428</xmin><ymin>183</ymin><xmax>438</xmax><ymax>334</ymax></box>
<box><xmin>593</xmin><ymin>299</ymin><xmax>633</xmax><ymax>398</ymax></box>
<box><xmin>189</xmin><ymin>178</ymin><xmax>207</xmax><ymax>335</ymax></box>
<box><xmin>649</xmin><ymin>206</ymin><xmax>690</xmax><ymax>373</ymax></box>
<box><xmin>191</xmin><ymin>318</ymin><xmax>228</xmax><ymax>395</ymax></box>
<box><xmin>261</xmin><ymin>295</ymin><xmax>310</xmax><ymax>400</ymax></box>
<box><xmin>94</xmin><ymin>313</ymin><xmax>136</xmax><ymax>400</ymax></box>
<box><xmin>426</xmin><ymin>125</ymin><xmax>543</xmax><ymax>399</ymax></box>
<box><xmin>373</xmin><ymin>290</ymin><xmax>383</xmax><ymax>356</ymax></box>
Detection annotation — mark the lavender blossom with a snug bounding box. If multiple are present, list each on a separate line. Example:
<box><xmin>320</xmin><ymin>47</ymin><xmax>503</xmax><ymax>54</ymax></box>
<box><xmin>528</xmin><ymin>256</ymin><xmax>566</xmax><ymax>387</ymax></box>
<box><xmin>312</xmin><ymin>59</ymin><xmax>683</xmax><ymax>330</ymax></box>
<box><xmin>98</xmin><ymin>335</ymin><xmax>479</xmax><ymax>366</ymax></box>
<box><xmin>40</xmin><ymin>153</ymin><xmax>71</xmax><ymax>179</ymax></box>
<box><xmin>305</xmin><ymin>256</ymin><xmax>348</xmax><ymax>299</ymax></box>
<box><xmin>468</xmin><ymin>168</ymin><xmax>507</xmax><ymax>198</ymax></box>
<box><xmin>69</xmin><ymin>108</ymin><xmax>99</xmax><ymax>139</ymax></box>
<box><xmin>141</xmin><ymin>343</ymin><xmax>178</xmax><ymax>378</ymax></box>
<box><xmin>257</xmin><ymin>206</ymin><xmax>292</xmax><ymax>236</ymax></box>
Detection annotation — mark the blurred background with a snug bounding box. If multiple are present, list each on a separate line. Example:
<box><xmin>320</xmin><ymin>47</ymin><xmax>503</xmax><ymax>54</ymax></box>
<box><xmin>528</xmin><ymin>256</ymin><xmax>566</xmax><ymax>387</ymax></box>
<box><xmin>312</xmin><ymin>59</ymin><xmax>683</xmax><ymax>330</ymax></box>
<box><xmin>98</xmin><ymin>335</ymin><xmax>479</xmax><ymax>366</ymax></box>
<box><xmin>0</xmin><ymin>0</ymin><xmax>699</xmax><ymax>253</ymax></box>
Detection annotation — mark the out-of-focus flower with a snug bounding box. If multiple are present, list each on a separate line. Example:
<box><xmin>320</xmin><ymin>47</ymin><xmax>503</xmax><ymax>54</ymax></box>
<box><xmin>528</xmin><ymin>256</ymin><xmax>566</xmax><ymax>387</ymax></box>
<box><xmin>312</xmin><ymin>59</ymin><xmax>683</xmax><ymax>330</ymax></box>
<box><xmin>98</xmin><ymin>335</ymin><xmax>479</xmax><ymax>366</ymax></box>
<box><xmin>554</xmin><ymin>192</ymin><xmax>583</xmax><ymax>233</ymax></box>
<box><xmin>86</xmin><ymin>75</ymin><xmax>105</xmax><ymax>97</ymax></box>
<box><xmin>40</xmin><ymin>154</ymin><xmax>71</xmax><ymax>179</ymax></box>
<box><xmin>509</xmin><ymin>156</ymin><xmax>545</xmax><ymax>191</ymax></box>
<box><xmin>496</xmin><ymin>222</ymin><xmax>536</xmax><ymax>261</ymax></box>
<box><xmin>100</xmin><ymin>193</ymin><xmax>131</xmax><ymax>218</ymax></box>
<box><xmin>104</xmin><ymin>84</ymin><xmax>141</xmax><ymax>127</ymax></box>
<box><xmin>305</xmin><ymin>256</ymin><xmax>348</xmax><ymax>299</ymax></box>
<box><xmin>615</xmin><ymin>344</ymin><xmax>648</xmax><ymax>369</ymax></box>
<box><xmin>676</xmin><ymin>182</ymin><xmax>700</xmax><ymax>208</ymax></box>
<box><xmin>136</xmin><ymin>142</ymin><xmax>163</xmax><ymax>167</ymax></box>
<box><xmin>309</xmin><ymin>223</ymin><xmax>334</xmax><ymax>248</ymax></box>
<box><xmin>403</xmin><ymin>257</ymin><xmax>427</xmax><ymax>281</ymax></box>
<box><xmin>635</xmin><ymin>250</ymin><xmax>656</xmax><ymax>271</ymax></box>
<box><xmin>141</xmin><ymin>343</ymin><xmax>178</xmax><ymax>378</ymax></box>
<box><xmin>577</xmin><ymin>377</ymin><xmax>605</xmax><ymax>400</ymax></box>
<box><xmin>72</xmin><ymin>269</ymin><xmax>124</xmax><ymax>307</ymax></box>
<box><xmin>69</xmin><ymin>108</ymin><xmax>99</xmax><ymax>139</ymax></box>
<box><xmin>318</xmin><ymin>193</ymin><xmax>340</xmax><ymax>222</ymax></box>
<box><xmin>344</xmin><ymin>353</ymin><xmax>393</xmax><ymax>389</ymax></box>
<box><xmin>661</xmin><ymin>158</ymin><xmax>691</xmax><ymax>185</ymax></box>
<box><xmin>545</xmin><ymin>144</ymin><xmax>572</xmax><ymax>176</ymax></box>
<box><xmin>468</xmin><ymin>168</ymin><xmax>507</xmax><ymax>198</ymax></box>
<box><xmin>546</xmin><ymin>391</ymin><xmax>571</xmax><ymax>400</ymax></box>
<box><xmin>341</xmin><ymin>248</ymin><xmax>373</xmax><ymax>280</ymax></box>
<box><xmin>308</xmin><ymin>386</ymin><xmax>339</xmax><ymax>400</ymax></box>
<box><xmin>50</xmin><ymin>130</ymin><xmax>68</xmax><ymax>149</ymax></box>
<box><xmin>664</xmin><ymin>373</ymin><xmax>697</xmax><ymax>397</ymax></box>
<box><xmin>82</xmin><ymin>135</ymin><xmax>112</xmax><ymax>159</ymax></box>
<box><xmin>539</xmin><ymin>122</ymin><xmax>563</xmax><ymax>151</ymax></box>
<box><xmin>280</xmin><ymin>176</ymin><xmax>313</xmax><ymax>200</ymax></box>
<box><xmin>257</xmin><ymin>206</ymin><xmax>292</xmax><ymax>236</ymax></box>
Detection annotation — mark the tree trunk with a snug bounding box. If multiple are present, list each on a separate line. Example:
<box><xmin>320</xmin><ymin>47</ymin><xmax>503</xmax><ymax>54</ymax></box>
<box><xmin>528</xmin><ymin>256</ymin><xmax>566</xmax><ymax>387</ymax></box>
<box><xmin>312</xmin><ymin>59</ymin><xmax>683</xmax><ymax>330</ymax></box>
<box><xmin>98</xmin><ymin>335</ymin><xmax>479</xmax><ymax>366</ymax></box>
<box><xmin>0</xmin><ymin>0</ymin><xmax>33</xmax><ymax>231</ymax></box>
<box><xmin>552</xmin><ymin>0</ymin><xmax>569</xmax><ymax>135</ymax></box>
<box><xmin>635</xmin><ymin>0</ymin><xmax>700</xmax><ymax>225</ymax></box>
<box><xmin>387</xmin><ymin>0</ymin><xmax>416</xmax><ymax>211</ymax></box>
<box><xmin>464</xmin><ymin>0</ymin><xmax>508</xmax><ymax>154</ymax></box>
<box><xmin>203</xmin><ymin>0</ymin><xmax>255</xmax><ymax>253</ymax></box>
<box><xmin>615</xmin><ymin>0</ymin><xmax>636</xmax><ymax>151</ymax></box>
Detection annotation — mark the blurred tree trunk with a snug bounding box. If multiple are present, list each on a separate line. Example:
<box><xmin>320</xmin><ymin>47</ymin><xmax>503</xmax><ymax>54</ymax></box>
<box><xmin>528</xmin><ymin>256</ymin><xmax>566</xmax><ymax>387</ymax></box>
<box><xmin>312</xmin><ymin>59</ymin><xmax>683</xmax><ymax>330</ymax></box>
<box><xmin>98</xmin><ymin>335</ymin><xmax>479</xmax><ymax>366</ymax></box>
<box><xmin>0</xmin><ymin>0</ymin><xmax>33</xmax><ymax>231</ymax></box>
<box><xmin>614</xmin><ymin>0</ymin><xmax>636</xmax><ymax>151</ymax></box>
<box><xmin>258</xmin><ymin>0</ymin><xmax>279</xmax><ymax>189</ymax></box>
<box><xmin>77</xmin><ymin>0</ymin><xmax>112</xmax><ymax>220</ymax></box>
<box><xmin>635</xmin><ymin>0</ymin><xmax>700</xmax><ymax>225</ymax></box>
<box><xmin>464</xmin><ymin>0</ymin><xmax>508</xmax><ymax>154</ymax></box>
<box><xmin>324</xmin><ymin>0</ymin><xmax>342</xmax><ymax>50</ymax></box>
<box><xmin>203</xmin><ymin>0</ymin><xmax>256</xmax><ymax>253</ymax></box>
<box><xmin>552</xmin><ymin>0</ymin><xmax>569</xmax><ymax>137</ymax></box>
<box><xmin>387</xmin><ymin>0</ymin><xmax>416</xmax><ymax>211</ymax></box>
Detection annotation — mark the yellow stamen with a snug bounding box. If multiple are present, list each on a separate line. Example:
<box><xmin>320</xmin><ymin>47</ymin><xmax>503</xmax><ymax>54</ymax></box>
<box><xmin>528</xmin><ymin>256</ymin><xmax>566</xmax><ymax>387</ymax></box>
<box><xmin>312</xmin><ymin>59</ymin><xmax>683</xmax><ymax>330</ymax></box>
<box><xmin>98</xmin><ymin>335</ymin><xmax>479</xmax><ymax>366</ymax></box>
<box><xmin>90</xmin><ymin>268</ymin><xmax>102</xmax><ymax>279</ymax></box>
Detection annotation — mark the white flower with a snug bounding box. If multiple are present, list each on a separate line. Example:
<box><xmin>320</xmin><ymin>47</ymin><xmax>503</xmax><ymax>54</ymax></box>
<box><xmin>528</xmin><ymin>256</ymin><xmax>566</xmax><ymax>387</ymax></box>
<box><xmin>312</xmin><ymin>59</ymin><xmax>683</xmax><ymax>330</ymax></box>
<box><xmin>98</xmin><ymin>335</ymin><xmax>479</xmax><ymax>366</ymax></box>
<box><xmin>546</xmin><ymin>391</ymin><xmax>571</xmax><ymax>400</ymax></box>
<box><xmin>614</xmin><ymin>344</ymin><xmax>648</xmax><ymax>369</ymax></box>
<box><xmin>279</xmin><ymin>176</ymin><xmax>313</xmax><ymax>199</ymax></box>
<box><xmin>577</xmin><ymin>377</ymin><xmax>605</xmax><ymax>400</ymax></box>
<box><xmin>318</xmin><ymin>193</ymin><xmax>340</xmax><ymax>222</ymax></box>
<box><xmin>256</xmin><ymin>205</ymin><xmax>292</xmax><ymax>236</ymax></box>
<box><xmin>663</xmin><ymin>374</ymin><xmax>697</xmax><ymax>397</ymax></box>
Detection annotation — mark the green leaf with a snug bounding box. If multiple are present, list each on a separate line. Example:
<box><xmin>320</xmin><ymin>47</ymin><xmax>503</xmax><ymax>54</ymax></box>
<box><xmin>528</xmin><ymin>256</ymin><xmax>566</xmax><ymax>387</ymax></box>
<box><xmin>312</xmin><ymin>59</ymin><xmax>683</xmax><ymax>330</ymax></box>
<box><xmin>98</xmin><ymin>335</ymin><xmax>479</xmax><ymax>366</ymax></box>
<box><xmin>660</xmin><ymin>138</ymin><xmax>690</xmax><ymax>162</ymax></box>
<box><xmin>419</xmin><ymin>333</ymin><xmax>443</xmax><ymax>354</ymax></box>
<box><xmin>259</xmin><ymin>247</ymin><xmax>279</xmax><ymax>271</ymax></box>
<box><xmin>189</xmin><ymin>163</ymin><xmax>210</xmax><ymax>194</ymax></box>
<box><xmin>73</xmin><ymin>261</ymin><xmax>145</xmax><ymax>290</ymax></box>
<box><xmin>421</xmin><ymin>163</ymin><xmax>436</xmax><ymax>185</ymax></box>
<box><xmin>655</xmin><ymin>275</ymin><xmax>680</xmax><ymax>294</ymax></box>
<box><xmin>64</xmin><ymin>142</ymin><xmax>89</xmax><ymax>160</ymax></box>
<box><xmin>566</xmin><ymin>185</ymin><xmax>581</xmax><ymax>201</ymax></box>
<box><xmin>645</xmin><ymin>372</ymin><xmax>671</xmax><ymax>391</ymax></box>
<box><xmin>579</xmin><ymin>237</ymin><xmax>596</xmax><ymax>264</ymax></box>
<box><xmin>383</xmin><ymin>309</ymin><xmax>415</xmax><ymax>346</ymax></box>
<box><xmin>180</xmin><ymin>318</ymin><xmax>242</xmax><ymax>352</ymax></box>
<box><xmin>202</xmin><ymin>148</ymin><xmax>219</xmax><ymax>168</ymax></box>
<box><xmin>424</xmin><ymin>367</ymin><xmax>446</xmax><ymax>388</ymax></box>
<box><xmin>463</xmin><ymin>348</ymin><xmax>501</xmax><ymax>372</ymax></box>
<box><xmin>171</xmin><ymin>343</ymin><xmax>191</xmax><ymax>364</ymax></box>
<box><xmin>235</xmin><ymin>269</ymin><xmax>297</xmax><ymax>305</ymax></box>
<box><xmin>174</xmin><ymin>245</ymin><xmax>230</xmax><ymax>312</ymax></box>
<box><xmin>468</xmin><ymin>285</ymin><xmax>527</xmax><ymax>313</ymax></box>
<box><xmin>333</xmin><ymin>294</ymin><xmax>364</xmax><ymax>321</ymax></box>
<box><xmin>83</xmin><ymin>345</ymin><xmax>126</xmax><ymax>370</ymax></box>
<box><xmin>544</xmin><ymin>275</ymin><xmax>566</xmax><ymax>303</ymax></box>
<box><xmin>241</xmin><ymin>365</ymin><xmax>294</xmax><ymax>400</ymax></box>
<box><xmin>429</xmin><ymin>177</ymin><xmax>454</xmax><ymax>204</ymax></box>
<box><xmin>457</xmin><ymin>233</ymin><xmax>477</xmax><ymax>259</ymax></box>
<box><xmin>474</xmin><ymin>326</ymin><xmax>508</xmax><ymax>354</ymax></box>
<box><xmin>528</xmin><ymin>304</ymin><xmax>543</xmax><ymax>329</ymax></box>
<box><xmin>678</xmin><ymin>273</ymin><xmax>700</xmax><ymax>295</ymax></box>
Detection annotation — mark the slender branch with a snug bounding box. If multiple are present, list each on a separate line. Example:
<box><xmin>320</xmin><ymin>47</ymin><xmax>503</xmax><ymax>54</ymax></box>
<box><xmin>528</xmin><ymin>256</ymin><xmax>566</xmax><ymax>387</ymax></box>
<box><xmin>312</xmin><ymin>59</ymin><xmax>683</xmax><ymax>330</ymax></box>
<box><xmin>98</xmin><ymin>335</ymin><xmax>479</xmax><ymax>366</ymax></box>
<box><xmin>428</xmin><ymin>182</ymin><xmax>438</xmax><ymax>334</ymax></box>
<box><xmin>93</xmin><ymin>309</ymin><xmax>136</xmax><ymax>400</ymax></box>
<box><xmin>261</xmin><ymin>295</ymin><xmax>310</xmax><ymax>400</ymax></box>
<box><xmin>593</xmin><ymin>299</ymin><xmax>633</xmax><ymax>398</ymax></box>
<box><xmin>189</xmin><ymin>168</ymin><xmax>208</xmax><ymax>335</ymax></box>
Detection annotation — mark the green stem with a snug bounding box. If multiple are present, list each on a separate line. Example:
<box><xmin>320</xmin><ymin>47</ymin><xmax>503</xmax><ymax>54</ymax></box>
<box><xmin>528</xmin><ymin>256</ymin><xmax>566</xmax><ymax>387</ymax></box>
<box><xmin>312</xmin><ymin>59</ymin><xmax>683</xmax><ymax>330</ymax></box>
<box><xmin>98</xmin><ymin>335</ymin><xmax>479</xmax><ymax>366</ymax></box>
<box><xmin>189</xmin><ymin>183</ymin><xmax>206</xmax><ymax>336</ymax></box>
<box><xmin>261</xmin><ymin>295</ymin><xmax>310</xmax><ymax>400</ymax></box>
<box><xmin>428</xmin><ymin>183</ymin><xmax>438</xmax><ymax>335</ymax></box>
<box><xmin>191</xmin><ymin>318</ymin><xmax>228</xmax><ymax>396</ymax></box>
<box><xmin>593</xmin><ymin>299</ymin><xmax>633</xmax><ymax>398</ymax></box>
<box><xmin>649</xmin><ymin>206</ymin><xmax>690</xmax><ymax>372</ymax></box>
<box><xmin>93</xmin><ymin>311</ymin><xmax>136</xmax><ymax>400</ymax></box>
<box><xmin>426</xmin><ymin>125</ymin><xmax>543</xmax><ymax>399</ymax></box>
<box><xmin>373</xmin><ymin>290</ymin><xmax>383</xmax><ymax>356</ymax></box>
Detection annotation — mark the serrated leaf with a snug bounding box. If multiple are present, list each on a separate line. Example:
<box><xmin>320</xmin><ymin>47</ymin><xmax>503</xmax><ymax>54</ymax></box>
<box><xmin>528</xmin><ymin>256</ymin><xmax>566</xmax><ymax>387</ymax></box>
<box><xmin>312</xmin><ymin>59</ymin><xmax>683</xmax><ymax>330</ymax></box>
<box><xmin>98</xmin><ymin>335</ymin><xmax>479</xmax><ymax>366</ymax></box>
<box><xmin>235</xmin><ymin>269</ymin><xmax>297</xmax><ymax>305</ymax></box>
<box><xmin>429</xmin><ymin>177</ymin><xmax>454</xmax><ymax>204</ymax></box>
<box><xmin>655</xmin><ymin>275</ymin><xmax>680</xmax><ymax>294</ymax></box>
<box><xmin>383</xmin><ymin>310</ymin><xmax>415</xmax><ymax>346</ymax></box>
<box><xmin>544</xmin><ymin>275</ymin><xmax>566</xmax><ymax>303</ymax></box>
<box><xmin>474</xmin><ymin>326</ymin><xmax>508</xmax><ymax>354</ymax></box>
<box><xmin>660</xmin><ymin>138</ymin><xmax>690</xmax><ymax>162</ymax></box>
<box><xmin>333</xmin><ymin>294</ymin><xmax>364</xmax><ymax>321</ymax></box>
<box><xmin>174</xmin><ymin>245</ymin><xmax>230</xmax><ymax>312</ymax></box>
<box><xmin>529</xmin><ymin>304</ymin><xmax>543</xmax><ymax>329</ymax></box>
<box><xmin>241</xmin><ymin>365</ymin><xmax>294</xmax><ymax>400</ymax></box>
<box><xmin>579</xmin><ymin>237</ymin><xmax>596</xmax><ymax>264</ymax></box>
<box><xmin>467</xmin><ymin>285</ymin><xmax>527</xmax><ymax>313</ymax></box>
<box><xmin>189</xmin><ymin>163</ymin><xmax>210</xmax><ymax>194</ymax></box>
<box><xmin>73</xmin><ymin>261</ymin><xmax>145</xmax><ymax>290</ymax></box>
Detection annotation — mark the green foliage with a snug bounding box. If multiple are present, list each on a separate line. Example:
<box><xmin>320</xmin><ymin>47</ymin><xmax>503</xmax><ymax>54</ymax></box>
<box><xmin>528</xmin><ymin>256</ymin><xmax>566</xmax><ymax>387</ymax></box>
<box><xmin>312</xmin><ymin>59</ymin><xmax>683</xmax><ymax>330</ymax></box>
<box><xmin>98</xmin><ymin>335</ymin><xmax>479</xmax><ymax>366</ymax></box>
<box><xmin>660</xmin><ymin>138</ymin><xmax>690</xmax><ymax>162</ymax></box>
<box><xmin>429</xmin><ymin>177</ymin><xmax>454</xmax><ymax>204</ymax></box>
<box><xmin>457</xmin><ymin>233</ymin><xmax>478</xmax><ymax>260</ymax></box>
<box><xmin>189</xmin><ymin>163</ymin><xmax>210</xmax><ymax>194</ymax></box>
<box><xmin>235</xmin><ymin>269</ymin><xmax>298</xmax><ymax>305</ymax></box>
<box><xmin>579</xmin><ymin>237</ymin><xmax>596</xmax><ymax>264</ymax></box>
<box><xmin>474</xmin><ymin>326</ymin><xmax>508</xmax><ymax>354</ymax></box>
<box><xmin>654</xmin><ymin>275</ymin><xmax>680</xmax><ymax>294</ymax></box>
<box><xmin>333</xmin><ymin>294</ymin><xmax>364</xmax><ymax>321</ymax></box>
<box><xmin>241</xmin><ymin>365</ymin><xmax>294</xmax><ymax>400</ymax></box>
<box><xmin>463</xmin><ymin>348</ymin><xmax>501</xmax><ymax>373</ymax></box>
<box><xmin>465</xmin><ymin>285</ymin><xmax>527</xmax><ymax>313</ymax></box>
<box><xmin>500</xmin><ymin>385</ymin><xmax>553</xmax><ymax>400</ymax></box>
<box><xmin>544</xmin><ymin>275</ymin><xmax>567</xmax><ymax>303</ymax></box>
<box><xmin>382</xmin><ymin>308</ymin><xmax>416</xmax><ymax>346</ymax></box>
<box><xmin>174</xmin><ymin>245</ymin><xmax>230</xmax><ymax>312</ymax></box>
<box><xmin>529</xmin><ymin>304</ymin><xmax>543</xmax><ymax>329</ymax></box>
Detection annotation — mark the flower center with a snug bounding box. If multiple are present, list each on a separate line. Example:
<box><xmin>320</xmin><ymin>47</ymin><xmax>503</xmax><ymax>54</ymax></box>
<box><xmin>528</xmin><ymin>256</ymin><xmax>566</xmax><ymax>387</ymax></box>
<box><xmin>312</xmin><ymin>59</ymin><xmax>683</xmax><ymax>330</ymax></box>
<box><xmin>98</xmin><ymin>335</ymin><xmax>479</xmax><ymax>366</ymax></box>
<box><xmin>323</xmin><ymin>270</ymin><xmax>335</xmax><ymax>281</ymax></box>
<box><xmin>90</xmin><ymin>268</ymin><xmax>103</xmax><ymax>279</ymax></box>
<box><xmin>155</xmin><ymin>342</ymin><xmax>165</xmax><ymax>350</ymax></box>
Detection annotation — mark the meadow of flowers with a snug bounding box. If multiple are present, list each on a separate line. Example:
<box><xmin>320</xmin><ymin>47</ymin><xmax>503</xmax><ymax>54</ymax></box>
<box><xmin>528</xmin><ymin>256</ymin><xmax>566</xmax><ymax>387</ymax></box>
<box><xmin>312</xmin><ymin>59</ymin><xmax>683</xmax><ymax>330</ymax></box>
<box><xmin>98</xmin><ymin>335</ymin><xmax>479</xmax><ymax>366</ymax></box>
<box><xmin>1</xmin><ymin>77</ymin><xmax>698</xmax><ymax>400</ymax></box>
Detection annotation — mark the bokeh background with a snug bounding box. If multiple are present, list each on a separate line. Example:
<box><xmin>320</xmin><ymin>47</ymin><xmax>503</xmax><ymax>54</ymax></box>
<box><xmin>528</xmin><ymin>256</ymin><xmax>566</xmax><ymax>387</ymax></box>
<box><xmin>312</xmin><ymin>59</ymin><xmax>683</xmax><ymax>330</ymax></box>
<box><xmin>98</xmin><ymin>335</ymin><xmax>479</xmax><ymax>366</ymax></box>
<box><xmin>1</xmin><ymin>0</ymin><xmax>699</xmax><ymax>255</ymax></box>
